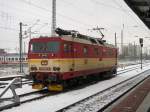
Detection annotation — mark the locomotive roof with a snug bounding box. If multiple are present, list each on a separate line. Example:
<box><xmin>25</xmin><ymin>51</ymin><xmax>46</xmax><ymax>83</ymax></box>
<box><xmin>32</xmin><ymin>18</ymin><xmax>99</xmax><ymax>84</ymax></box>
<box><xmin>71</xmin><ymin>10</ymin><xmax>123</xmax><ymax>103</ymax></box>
<box><xmin>55</xmin><ymin>28</ymin><xmax>116</xmax><ymax>48</ymax></box>
<box><xmin>31</xmin><ymin>28</ymin><xmax>116</xmax><ymax>48</ymax></box>
<box><xmin>61</xmin><ymin>35</ymin><xmax>116</xmax><ymax>48</ymax></box>
<box><xmin>31</xmin><ymin>36</ymin><xmax>116</xmax><ymax>49</ymax></box>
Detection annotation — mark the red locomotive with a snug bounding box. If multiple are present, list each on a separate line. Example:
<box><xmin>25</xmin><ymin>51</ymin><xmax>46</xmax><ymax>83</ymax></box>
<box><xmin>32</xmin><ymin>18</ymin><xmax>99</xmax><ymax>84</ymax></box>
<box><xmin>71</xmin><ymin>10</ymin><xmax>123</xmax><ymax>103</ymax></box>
<box><xmin>28</xmin><ymin>28</ymin><xmax>117</xmax><ymax>91</ymax></box>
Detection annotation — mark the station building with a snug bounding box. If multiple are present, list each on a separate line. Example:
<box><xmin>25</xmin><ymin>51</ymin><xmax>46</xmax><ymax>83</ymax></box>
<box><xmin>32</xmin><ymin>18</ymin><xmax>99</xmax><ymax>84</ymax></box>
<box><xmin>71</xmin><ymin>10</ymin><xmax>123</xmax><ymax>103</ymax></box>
<box><xmin>0</xmin><ymin>49</ymin><xmax>27</xmax><ymax>64</ymax></box>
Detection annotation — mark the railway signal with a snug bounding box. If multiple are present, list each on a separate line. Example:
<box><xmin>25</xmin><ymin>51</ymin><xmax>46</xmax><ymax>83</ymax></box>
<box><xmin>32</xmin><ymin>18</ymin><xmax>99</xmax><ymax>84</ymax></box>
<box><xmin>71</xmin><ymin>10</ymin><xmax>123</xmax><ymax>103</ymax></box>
<box><xmin>139</xmin><ymin>38</ymin><xmax>143</xmax><ymax>47</ymax></box>
<box><xmin>139</xmin><ymin>38</ymin><xmax>143</xmax><ymax>69</ymax></box>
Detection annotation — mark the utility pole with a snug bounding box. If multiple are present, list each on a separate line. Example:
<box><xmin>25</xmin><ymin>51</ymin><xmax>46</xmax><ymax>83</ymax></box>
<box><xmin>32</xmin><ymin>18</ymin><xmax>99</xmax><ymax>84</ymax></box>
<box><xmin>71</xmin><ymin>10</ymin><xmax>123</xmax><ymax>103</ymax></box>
<box><xmin>24</xmin><ymin>42</ymin><xmax>26</xmax><ymax>54</ymax></box>
<box><xmin>19</xmin><ymin>22</ymin><xmax>23</xmax><ymax>73</ymax></box>
<box><xmin>29</xmin><ymin>27</ymin><xmax>31</xmax><ymax>40</ymax></box>
<box><xmin>134</xmin><ymin>41</ymin><xmax>136</xmax><ymax>60</ymax></box>
<box><xmin>51</xmin><ymin>0</ymin><xmax>56</xmax><ymax>36</ymax></box>
<box><xmin>115</xmin><ymin>32</ymin><xmax>117</xmax><ymax>47</ymax></box>
<box><xmin>141</xmin><ymin>46</ymin><xmax>143</xmax><ymax>69</ymax></box>
<box><xmin>121</xmin><ymin>24</ymin><xmax>124</xmax><ymax>58</ymax></box>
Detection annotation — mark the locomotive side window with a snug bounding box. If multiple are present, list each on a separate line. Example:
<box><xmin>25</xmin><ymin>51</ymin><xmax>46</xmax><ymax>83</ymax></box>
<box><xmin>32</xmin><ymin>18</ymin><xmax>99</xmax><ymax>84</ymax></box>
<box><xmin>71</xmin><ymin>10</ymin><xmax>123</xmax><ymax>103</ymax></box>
<box><xmin>64</xmin><ymin>43</ymin><xmax>72</xmax><ymax>53</ymax></box>
<box><xmin>94</xmin><ymin>48</ymin><xmax>99</xmax><ymax>56</ymax></box>
<box><xmin>83</xmin><ymin>47</ymin><xmax>88</xmax><ymax>55</ymax></box>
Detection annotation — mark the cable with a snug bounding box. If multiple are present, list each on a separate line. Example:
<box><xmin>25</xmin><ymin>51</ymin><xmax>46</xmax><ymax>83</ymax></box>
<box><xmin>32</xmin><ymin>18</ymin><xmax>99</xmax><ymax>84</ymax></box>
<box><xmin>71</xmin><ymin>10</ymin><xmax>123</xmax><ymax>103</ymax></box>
<box><xmin>20</xmin><ymin>0</ymin><xmax>93</xmax><ymax>27</ymax></box>
<box><xmin>113</xmin><ymin>0</ymin><xmax>150</xmax><ymax>35</ymax></box>
<box><xmin>113</xmin><ymin>0</ymin><xmax>141</xmax><ymax>24</ymax></box>
<box><xmin>91</xmin><ymin>0</ymin><xmax>122</xmax><ymax>10</ymax></box>
<box><xmin>0</xmin><ymin>1</ymin><xmax>93</xmax><ymax>30</ymax></box>
<box><xmin>0</xmin><ymin>26</ymin><xmax>18</xmax><ymax>31</ymax></box>
<box><xmin>59</xmin><ymin>0</ymin><xmax>95</xmax><ymax>17</ymax></box>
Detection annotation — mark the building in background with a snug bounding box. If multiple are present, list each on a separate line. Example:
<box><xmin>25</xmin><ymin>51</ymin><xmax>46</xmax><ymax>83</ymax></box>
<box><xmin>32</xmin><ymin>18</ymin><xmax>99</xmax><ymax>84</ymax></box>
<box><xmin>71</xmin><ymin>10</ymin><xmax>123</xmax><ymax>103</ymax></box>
<box><xmin>119</xmin><ymin>43</ymin><xmax>150</xmax><ymax>60</ymax></box>
<box><xmin>0</xmin><ymin>49</ymin><xmax>7</xmax><ymax>55</ymax></box>
<box><xmin>0</xmin><ymin>49</ymin><xmax>27</xmax><ymax>64</ymax></box>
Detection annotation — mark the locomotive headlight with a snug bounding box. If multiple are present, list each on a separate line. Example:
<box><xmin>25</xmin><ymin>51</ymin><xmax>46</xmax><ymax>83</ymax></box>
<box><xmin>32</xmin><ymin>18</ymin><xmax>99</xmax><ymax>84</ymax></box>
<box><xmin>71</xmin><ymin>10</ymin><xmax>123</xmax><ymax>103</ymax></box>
<box><xmin>53</xmin><ymin>67</ymin><xmax>60</xmax><ymax>71</ymax></box>
<box><xmin>30</xmin><ymin>65</ymin><xmax>37</xmax><ymax>71</ymax></box>
<box><xmin>30</xmin><ymin>66</ymin><xmax>37</xmax><ymax>71</ymax></box>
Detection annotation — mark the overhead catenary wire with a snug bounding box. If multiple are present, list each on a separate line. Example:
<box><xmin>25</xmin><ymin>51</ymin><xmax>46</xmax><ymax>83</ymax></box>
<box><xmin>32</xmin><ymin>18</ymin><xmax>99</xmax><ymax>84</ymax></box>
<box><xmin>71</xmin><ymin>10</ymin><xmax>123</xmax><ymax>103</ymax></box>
<box><xmin>91</xmin><ymin>0</ymin><xmax>123</xmax><ymax>10</ymax></box>
<box><xmin>113</xmin><ymin>0</ymin><xmax>150</xmax><ymax>35</ymax></box>
<box><xmin>0</xmin><ymin>0</ymin><xmax>94</xmax><ymax>32</ymax></box>
<box><xmin>113</xmin><ymin>0</ymin><xmax>144</xmax><ymax>25</ymax></box>
<box><xmin>20</xmin><ymin>0</ymin><xmax>93</xmax><ymax>28</ymax></box>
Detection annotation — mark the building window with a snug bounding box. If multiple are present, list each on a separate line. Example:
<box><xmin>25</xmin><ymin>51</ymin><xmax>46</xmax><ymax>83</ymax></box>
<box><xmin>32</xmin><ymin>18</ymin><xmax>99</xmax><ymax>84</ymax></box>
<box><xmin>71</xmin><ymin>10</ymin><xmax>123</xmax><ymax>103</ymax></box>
<box><xmin>11</xmin><ymin>58</ymin><xmax>14</xmax><ymax>61</ymax></box>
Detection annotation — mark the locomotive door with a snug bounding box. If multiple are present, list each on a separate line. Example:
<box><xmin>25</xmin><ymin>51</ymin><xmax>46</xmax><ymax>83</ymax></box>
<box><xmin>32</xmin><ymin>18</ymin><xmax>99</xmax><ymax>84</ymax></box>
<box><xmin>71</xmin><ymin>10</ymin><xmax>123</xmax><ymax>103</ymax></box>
<box><xmin>71</xmin><ymin>41</ymin><xmax>75</xmax><ymax>72</ymax></box>
<box><xmin>63</xmin><ymin>41</ymin><xmax>75</xmax><ymax>72</ymax></box>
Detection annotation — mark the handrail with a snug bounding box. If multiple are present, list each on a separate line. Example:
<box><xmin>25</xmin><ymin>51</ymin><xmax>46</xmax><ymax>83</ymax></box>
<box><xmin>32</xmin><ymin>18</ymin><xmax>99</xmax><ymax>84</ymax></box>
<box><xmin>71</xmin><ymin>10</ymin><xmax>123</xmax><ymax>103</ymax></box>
<box><xmin>0</xmin><ymin>77</ymin><xmax>22</xmax><ymax>103</ymax></box>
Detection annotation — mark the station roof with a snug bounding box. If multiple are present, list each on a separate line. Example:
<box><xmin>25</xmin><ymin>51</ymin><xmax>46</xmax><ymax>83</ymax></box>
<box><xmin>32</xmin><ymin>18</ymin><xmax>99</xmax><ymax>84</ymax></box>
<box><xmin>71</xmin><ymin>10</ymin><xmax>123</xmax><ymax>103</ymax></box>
<box><xmin>124</xmin><ymin>0</ymin><xmax>150</xmax><ymax>29</ymax></box>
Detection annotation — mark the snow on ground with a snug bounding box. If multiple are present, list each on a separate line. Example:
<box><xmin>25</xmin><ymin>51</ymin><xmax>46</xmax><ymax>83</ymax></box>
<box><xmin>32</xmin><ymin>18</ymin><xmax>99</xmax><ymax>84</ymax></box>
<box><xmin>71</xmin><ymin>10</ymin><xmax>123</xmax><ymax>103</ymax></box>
<box><xmin>0</xmin><ymin>66</ymin><xmax>28</xmax><ymax>77</ymax></box>
<box><xmin>1</xmin><ymin>62</ymin><xmax>150</xmax><ymax>112</ymax></box>
<box><xmin>0</xmin><ymin>84</ymin><xmax>37</xmax><ymax>98</ymax></box>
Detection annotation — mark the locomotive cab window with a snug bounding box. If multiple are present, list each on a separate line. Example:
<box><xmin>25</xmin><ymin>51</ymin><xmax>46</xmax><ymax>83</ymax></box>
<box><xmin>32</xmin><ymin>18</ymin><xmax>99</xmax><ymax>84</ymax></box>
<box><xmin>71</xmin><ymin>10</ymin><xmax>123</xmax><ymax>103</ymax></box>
<box><xmin>30</xmin><ymin>42</ymin><xmax>60</xmax><ymax>53</ymax></box>
<box><xmin>47</xmin><ymin>42</ymin><xmax>60</xmax><ymax>53</ymax></box>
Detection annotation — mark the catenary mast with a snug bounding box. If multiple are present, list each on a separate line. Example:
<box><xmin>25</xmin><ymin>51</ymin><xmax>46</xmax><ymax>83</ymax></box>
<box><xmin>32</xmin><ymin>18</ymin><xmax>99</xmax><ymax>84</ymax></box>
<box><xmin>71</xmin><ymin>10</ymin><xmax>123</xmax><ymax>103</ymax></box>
<box><xmin>51</xmin><ymin>0</ymin><xmax>56</xmax><ymax>36</ymax></box>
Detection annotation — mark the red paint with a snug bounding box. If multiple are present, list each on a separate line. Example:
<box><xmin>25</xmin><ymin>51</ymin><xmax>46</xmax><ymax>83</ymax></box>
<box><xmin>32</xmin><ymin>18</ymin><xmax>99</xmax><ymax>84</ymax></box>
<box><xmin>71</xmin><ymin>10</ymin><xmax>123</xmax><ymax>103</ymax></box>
<box><xmin>28</xmin><ymin>37</ymin><xmax>117</xmax><ymax>59</ymax></box>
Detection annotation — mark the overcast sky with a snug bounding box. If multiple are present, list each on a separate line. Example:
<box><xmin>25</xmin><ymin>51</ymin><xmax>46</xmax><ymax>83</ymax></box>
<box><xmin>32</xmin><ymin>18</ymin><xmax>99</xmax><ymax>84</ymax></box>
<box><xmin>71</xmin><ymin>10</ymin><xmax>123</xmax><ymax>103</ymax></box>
<box><xmin>0</xmin><ymin>0</ymin><xmax>150</xmax><ymax>53</ymax></box>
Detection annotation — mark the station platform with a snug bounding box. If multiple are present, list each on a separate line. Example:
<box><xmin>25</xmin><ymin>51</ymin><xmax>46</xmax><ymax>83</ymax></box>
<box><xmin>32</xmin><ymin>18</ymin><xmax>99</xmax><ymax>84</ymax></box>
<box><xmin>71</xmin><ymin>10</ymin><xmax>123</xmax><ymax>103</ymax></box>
<box><xmin>104</xmin><ymin>76</ymin><xmax>150</xmax><ymax>112</ymax></box>
<box><xmin>136</xmin><ymin>91</ymin><xmax>150</xmax><ymax>112</ymax></box>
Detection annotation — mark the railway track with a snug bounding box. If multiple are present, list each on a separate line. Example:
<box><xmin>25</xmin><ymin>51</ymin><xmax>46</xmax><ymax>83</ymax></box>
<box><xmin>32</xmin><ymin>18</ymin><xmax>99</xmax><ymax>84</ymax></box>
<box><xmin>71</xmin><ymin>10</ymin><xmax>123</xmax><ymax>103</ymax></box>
<box><xmin>0</xmin><ymin>79</ymin><xmax>32</xmax><ymax>88</ymax></box>
<box><xmin>0</xmin><ymin>89</ymin><xmax>57</xmax><ymax>111</ymax></box>
<box><xmin>56</xmin><ymin>70</ymin><xmax>150</xmax><ymax>112</ymax></box>
<box><xmin>0</xmin><ymin>63</ymin><xmax>147</xmax><ymax>88</ymax></box>
<box><xmin>117</xmin><ymin>63</ymin><xmax>149</xmax><ymax>75</ymax></box>
<box><xmin>0</xmin><ymin>63</ymin><xmax>150</xmax><ymax>111</ymax></box>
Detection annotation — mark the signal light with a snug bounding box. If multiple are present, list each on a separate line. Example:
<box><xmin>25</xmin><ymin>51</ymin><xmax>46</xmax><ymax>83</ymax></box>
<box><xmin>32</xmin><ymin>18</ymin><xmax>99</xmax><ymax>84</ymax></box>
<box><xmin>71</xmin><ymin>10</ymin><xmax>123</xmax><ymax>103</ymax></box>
<box><xmin>139</xmin><ymin>38</ymin><xmax>143</xmax><ymax>47</ymax></box>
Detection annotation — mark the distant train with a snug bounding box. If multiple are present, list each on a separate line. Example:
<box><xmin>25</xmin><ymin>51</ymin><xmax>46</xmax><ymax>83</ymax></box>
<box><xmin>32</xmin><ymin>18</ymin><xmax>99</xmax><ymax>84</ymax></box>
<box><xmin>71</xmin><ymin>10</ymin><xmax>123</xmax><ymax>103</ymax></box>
<box><xmin>28</xmin><ymin>28</ymin><xmax>117</xmax><ymax>91</ymax></box>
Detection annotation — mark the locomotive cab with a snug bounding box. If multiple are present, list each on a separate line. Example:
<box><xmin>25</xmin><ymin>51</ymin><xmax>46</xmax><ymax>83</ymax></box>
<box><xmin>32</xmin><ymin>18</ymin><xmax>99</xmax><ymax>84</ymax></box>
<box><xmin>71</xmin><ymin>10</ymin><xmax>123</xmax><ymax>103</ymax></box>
<box><xmin>28</xmin><ymin>37</ymin><xmax>65</xmax><ymax>91</ymax></box>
